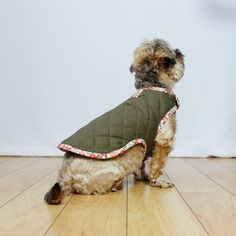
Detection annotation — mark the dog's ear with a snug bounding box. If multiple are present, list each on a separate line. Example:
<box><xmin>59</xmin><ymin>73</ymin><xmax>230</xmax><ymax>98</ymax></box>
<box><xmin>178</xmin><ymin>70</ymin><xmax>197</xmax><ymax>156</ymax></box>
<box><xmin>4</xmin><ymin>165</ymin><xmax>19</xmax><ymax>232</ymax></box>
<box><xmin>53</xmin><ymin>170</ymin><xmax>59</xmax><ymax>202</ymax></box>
<box><xmin>131</xmin><ymin>46</ymin><xmax>150</xmax><ymax>71</ymax></box>
<box><xmin>158</xmin><ymin>56</ymin><xmax>176</xmax><ymax>70</ymax></box>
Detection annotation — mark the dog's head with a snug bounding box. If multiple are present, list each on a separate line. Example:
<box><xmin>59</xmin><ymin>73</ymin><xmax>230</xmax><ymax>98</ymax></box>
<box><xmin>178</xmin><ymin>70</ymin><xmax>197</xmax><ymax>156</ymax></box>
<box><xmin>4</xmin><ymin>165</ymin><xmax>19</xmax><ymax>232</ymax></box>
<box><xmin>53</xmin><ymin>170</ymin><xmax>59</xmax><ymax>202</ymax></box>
<box><xmin>130</xmin><ymin>39</ymin><xmax>185</xmax><ymax>89</ymax></box>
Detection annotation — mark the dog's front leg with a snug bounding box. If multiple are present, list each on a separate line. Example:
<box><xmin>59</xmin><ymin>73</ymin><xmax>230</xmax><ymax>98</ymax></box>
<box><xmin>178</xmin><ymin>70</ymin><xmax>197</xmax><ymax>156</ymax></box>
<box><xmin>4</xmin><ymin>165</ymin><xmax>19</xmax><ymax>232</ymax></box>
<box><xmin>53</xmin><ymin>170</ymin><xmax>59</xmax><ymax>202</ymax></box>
<box><xmin>149</xmin><ymin>115</ymin><xmax>176</xmax><ymax>188</ymax></box>
<box><xmin>149</xmin><ymin>142</ymin><xmax>173</xmax><ymax>187</ymax></box>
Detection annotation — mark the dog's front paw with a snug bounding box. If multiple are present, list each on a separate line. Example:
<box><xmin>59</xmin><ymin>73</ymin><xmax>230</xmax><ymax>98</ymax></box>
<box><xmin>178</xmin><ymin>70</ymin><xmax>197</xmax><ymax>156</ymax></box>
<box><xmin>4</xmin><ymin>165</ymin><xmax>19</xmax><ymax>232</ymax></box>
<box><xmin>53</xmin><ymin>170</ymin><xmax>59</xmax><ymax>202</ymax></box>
<box><xmin>150</xmin><ymin>176</ymin><xmax>174</xmax><ymax>188</ymax></box>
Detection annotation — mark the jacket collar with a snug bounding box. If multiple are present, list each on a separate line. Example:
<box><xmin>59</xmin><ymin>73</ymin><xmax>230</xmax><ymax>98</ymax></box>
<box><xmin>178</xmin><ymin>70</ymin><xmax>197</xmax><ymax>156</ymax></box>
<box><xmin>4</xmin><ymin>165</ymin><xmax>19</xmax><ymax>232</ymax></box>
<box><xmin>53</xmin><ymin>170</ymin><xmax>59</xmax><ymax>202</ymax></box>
<box><xmin>132</xmin><ymin>87</ymin><xmax>180</xmax><ymax>108</ymax></box>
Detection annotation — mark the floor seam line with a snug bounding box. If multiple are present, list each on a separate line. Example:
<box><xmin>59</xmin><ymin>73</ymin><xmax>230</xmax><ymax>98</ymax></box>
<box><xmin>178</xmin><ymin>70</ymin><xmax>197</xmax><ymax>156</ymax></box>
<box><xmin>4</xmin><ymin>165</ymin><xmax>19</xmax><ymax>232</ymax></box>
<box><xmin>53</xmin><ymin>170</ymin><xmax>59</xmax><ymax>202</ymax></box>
<box><xmin>0</xmin><ymin>167</ymin><xmax>60</xmax><ymax>209</ymax></box>
<box><xmin>0</xmin><ymin>158</ymin><xmax>40</xmax><ymax>179</ymax></box>
<box><xmin>43</xmin><ymin>195</ymin><xmax>73</xmax><ymax>236</ymax></box>
<box><xmin>126</xmin><ymin>178</ymin><xmax>128</xmax><ymax>236</ymax></box>
<box><xmin>165</xmin><ymin>172</ymin><xmax>210</xmax><ymax>236</ymax></box>
<box><xmin>185</xmin><ymin>159</ymin><xmax>234</xmax><ymax>196</ymax></box>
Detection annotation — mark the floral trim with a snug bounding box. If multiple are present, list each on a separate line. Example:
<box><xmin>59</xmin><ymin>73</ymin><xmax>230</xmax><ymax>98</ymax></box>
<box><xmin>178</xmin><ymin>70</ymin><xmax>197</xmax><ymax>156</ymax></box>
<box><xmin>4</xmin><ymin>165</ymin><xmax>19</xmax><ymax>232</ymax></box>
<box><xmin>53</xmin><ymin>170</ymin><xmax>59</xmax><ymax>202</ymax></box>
<box><xmin>132</xmin><ymin>87</ymin><xmax>176</xmax><ymax>98</ymax></box>
<box><xmin>59</xmin><ymin>87</ymin><xmax>180</xmax><ymax>159</ymax></box>
<box><xmin>58</xmin><ymin>139</ymin><xmax>147</xmax><ymax>160</ymax></box>
<box><xmin>157</xmin><ymin>105</ymin><xmax>178</xmax><ymax>135</ymax></box>
<box><xmin>132</xmin><ymin>87</ymin><xmax>180</xmax><ymax>135</ymax></box>
<box><xmin>132</xmin><ymin>86</ymin><xmax>180</xmax><ymax>108</ymax></box>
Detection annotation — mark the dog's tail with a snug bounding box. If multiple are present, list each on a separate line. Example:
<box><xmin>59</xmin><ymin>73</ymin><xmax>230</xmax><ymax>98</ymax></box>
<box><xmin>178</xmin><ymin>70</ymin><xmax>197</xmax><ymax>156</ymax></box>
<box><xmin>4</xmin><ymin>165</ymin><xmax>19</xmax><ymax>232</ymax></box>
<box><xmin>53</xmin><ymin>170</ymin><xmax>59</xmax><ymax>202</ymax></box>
<box><xmin>44</xmin><ymin>183</ymin><xmax>63</xmax><ymax>205</ymax></box>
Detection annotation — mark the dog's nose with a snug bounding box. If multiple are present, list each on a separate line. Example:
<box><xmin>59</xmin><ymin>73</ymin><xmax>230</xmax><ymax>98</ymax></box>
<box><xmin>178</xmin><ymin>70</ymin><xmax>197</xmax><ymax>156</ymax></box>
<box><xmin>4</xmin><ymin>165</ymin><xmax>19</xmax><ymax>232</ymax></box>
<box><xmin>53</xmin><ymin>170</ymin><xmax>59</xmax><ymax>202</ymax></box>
<box><xmin>175</xmin><ymin>49</ymin><xmax>185</xmax><ymax>65</ymax></box>
<box><xmin>177</xmin><ymin>56</ymin><xmax>184</xmax><ymax>66</ymax></box>
<box><xmin>130</xmin><ymin>64</ymin><xmax>134</xmax><ymax>73</ymax></box>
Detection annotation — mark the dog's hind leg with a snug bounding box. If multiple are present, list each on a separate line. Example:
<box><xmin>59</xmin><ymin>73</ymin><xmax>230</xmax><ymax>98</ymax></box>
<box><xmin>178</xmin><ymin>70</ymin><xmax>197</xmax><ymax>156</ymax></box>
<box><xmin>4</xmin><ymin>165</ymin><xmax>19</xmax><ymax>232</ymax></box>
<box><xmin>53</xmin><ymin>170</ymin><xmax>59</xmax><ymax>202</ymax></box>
<box><xmin>111</xmin><ymin>178</ymin><xmax>124</xmax><ymax>192</ymax></box>
<box><xmin>134</xmin><ymin>160</ymin><xmax>149</xmax><ymax>181</ymax></box>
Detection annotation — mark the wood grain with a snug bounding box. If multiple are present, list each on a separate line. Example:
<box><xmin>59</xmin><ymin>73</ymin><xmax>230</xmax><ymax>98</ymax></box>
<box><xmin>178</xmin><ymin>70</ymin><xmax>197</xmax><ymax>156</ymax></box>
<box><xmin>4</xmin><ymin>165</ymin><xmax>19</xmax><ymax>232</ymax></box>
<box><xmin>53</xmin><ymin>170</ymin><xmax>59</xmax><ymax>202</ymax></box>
<box><xmin>210</xmin><ymin>158</ymin><xmax>236</xmax><ymax>172</ymax></box>
<box><xmin>0</xmin><ymin>157</ymin><xmax>61</xmax><ymax>206</ymax></box>
<box><xmin>167</xmin><ymin>158</ymin><xmax>236</xmax><ymax>236</ymax></box>
<box><xmin>127</xmin><ymin>179</ymin><xmax>208</xmax><ymax>236</ymax></box>
<box><xmin>0</xmin><ymin>157</ymin><xmax>36</xmax><ymax>177</ymax></box>
<box><xmin>0</xmin><ymin>157</ymin><xmax>9</xmax><ymax>165</ymax></box>
<box><xmin>186</xmin><ymin>158</ymin><xmax>236</xmax><ymax>194</ymax></box>
<box><xmin>45</xmin><ymin>185</ymin><xmax>127</xmax><ymax>236</ymax></box>
<box><xmin>165</xmin><ymin>158</ymin><xmax>224</xmax><ymax>192</ymax></box>
<box><xmin>0</xmin><ymin>157</ymin><xmax>235</xmax><ymax>236</ymax></box>
<box><xmin>0</xmin><ymin>171</ymin><xmax>71</xmax><ymax>236</ymax></box>
<box><xmin>182</xmin><ymin>193</ymin><xmax>236</xmax><ymax>236</ymax></box>
<box><xmin>0</xmin><ymin>191</ymin><xmax>21</xmax><ymax>207</ymax></box>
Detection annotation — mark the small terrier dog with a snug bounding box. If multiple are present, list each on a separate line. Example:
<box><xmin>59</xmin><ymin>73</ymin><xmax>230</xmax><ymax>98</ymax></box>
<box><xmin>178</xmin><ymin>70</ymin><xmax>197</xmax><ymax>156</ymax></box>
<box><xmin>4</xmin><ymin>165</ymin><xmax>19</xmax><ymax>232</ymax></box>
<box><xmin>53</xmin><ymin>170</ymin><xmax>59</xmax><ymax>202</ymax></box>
<box><xmin>45</xmin><ymin>38</ymin><xmax>185</xmax><ymax>204</ymax></box>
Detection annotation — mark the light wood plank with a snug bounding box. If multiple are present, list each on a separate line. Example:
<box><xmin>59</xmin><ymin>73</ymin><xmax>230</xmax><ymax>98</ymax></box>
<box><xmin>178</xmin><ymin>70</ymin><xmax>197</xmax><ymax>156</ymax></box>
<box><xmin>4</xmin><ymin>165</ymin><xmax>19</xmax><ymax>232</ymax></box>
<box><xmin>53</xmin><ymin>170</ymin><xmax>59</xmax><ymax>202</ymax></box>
<box><xmin>210</xmin><ymin>158</ymin><xmax>236</xmax><ymax>172</ymax></box>
<box><xmin>0</xmin><ymin>158</ymin><xmax>61</xmax><ymax>192</ymax></box>
<box><xmin>0</xmin><ymin>157</ymin><xmax>10</xmax><ymax>165</ymax></box>
<box><xmin>45</xmin><ymin>184</ymin><xmax>127</xmax><ymax>236</ymax></box>
<box><xmin>186</xmin><ymin>158</ymin><xmax>236</xmax><ymax>194</ymax></box>
<box><xmin>167</xmin><ymin>158</ymin><xmax>236</xmax><ymax>236</ymax></box>
<box><xmin>0</xmin><ymin>157</ymin><xmax>36</xmax><ymax>177</ymax></box>
<box><xmin>165</xmin><ymin>158</ymin><xmax>224</xmax><ymax>192</ymax></box>
<box><xmin>127</xmin><ymin>180</ymin><xmax>208</xmax><ymax>236</ymax></box>
<box><xmin>0</xmin><ymin>157</ymin><xmax>62</xmax><ymax>206</ymax></box>
<box><xmin>0</xmin><ymin>191</ymin><xmax>21</xmax><ymax>206</ymax></box>
<box><xmin>182</xmin><ymin>193</ymin><xmax>236</xmax><ymax>236</ymax></box>
<box><xmin>0</xmin><ymin>171</ymin><xmax>71</xmax><ymax>236</ymax></box>
<box><xmin>0</xmin><ymin>156</ymin><xmax>235</xmax><ymax>236</ymax></box>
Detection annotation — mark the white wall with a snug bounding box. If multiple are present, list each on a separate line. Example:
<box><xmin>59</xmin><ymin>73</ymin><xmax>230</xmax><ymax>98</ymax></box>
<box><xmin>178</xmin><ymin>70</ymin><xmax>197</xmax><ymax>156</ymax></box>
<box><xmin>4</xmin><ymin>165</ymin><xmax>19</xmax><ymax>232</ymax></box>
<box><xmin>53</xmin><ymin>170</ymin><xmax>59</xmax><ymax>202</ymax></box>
<box><xmin>0</xmin><ymin>0</ymin><xmax>235</xmax><ymax>157</ymax></box>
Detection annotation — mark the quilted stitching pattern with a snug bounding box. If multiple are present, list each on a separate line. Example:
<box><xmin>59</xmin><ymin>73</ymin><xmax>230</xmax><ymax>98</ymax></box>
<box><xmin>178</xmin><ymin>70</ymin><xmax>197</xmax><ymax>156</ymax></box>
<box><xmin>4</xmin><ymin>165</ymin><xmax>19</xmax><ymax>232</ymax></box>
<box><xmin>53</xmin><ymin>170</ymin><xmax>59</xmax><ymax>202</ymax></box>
<box><xmin>61</xmin><ymin>90</ymin><xmax>177</xmax><ymax>156</ymax></box>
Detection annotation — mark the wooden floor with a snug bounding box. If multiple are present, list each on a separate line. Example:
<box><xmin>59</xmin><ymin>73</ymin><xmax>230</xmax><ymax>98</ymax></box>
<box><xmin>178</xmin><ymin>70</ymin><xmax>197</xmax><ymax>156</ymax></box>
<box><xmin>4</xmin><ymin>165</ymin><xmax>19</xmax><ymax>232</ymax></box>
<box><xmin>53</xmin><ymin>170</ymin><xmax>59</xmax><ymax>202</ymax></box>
<box><xmin>0</xmin><ymin>157</ymin><xmax>235</xmax><ymax>236</ymax></box>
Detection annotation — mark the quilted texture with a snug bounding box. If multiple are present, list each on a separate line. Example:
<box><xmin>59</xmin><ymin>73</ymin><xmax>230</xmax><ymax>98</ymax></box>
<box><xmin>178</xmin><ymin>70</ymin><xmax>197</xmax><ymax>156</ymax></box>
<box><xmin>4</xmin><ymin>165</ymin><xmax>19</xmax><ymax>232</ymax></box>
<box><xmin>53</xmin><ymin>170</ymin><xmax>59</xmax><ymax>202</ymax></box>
<box><xmin>59</xmin><ymin>89</ymin><xmax>178</xmax><ymax>158</ymax></box>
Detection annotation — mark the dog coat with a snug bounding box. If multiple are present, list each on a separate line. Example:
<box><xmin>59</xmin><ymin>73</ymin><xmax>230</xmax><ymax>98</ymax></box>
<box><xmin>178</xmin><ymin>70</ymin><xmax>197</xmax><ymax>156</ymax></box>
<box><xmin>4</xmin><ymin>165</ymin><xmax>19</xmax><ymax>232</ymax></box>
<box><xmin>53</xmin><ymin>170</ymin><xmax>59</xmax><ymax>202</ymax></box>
<box><xmin>58</xmin><ymin>87</ymin><xmax>179</xmax><ymax>159</ymax></box>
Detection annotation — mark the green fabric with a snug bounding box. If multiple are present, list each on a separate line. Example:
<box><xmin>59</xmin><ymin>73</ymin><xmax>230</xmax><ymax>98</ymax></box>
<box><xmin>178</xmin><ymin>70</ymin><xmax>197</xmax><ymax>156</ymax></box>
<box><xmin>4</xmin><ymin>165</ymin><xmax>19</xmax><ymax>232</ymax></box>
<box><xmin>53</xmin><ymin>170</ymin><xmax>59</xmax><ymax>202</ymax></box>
<box><xmin>61</xmin><ymin>90</ymin><xmax>177</xmax><ymax>156</ymax></box>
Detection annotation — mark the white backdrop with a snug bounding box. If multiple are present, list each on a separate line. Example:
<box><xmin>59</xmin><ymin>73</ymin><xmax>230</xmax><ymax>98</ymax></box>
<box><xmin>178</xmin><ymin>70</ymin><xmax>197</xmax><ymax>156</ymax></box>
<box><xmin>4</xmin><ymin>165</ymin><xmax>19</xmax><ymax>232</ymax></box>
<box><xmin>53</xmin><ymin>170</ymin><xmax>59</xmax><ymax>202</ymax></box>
<box><xmin>0</xmin><ymin>0</ymin><xmax>235</xmax><ymax>157</ymax></box>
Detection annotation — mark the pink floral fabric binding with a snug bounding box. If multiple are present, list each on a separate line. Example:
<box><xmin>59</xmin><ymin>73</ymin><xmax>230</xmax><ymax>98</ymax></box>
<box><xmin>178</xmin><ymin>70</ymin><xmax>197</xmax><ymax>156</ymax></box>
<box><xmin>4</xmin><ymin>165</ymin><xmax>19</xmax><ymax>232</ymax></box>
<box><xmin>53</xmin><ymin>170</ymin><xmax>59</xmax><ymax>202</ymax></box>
<box><xmin>58</xmin><ymin>139</ymin><xmax>147</xmax><ymax>159</ymax></box>
<box><xmin>58</xmin><ymin>87</ymin><xmax>179</xmax><ymax>159</ymax></box>
<box><xmin>133</xmin><ymin>87</ymin><xmax>180</xmax><ymax>135</ymax></box>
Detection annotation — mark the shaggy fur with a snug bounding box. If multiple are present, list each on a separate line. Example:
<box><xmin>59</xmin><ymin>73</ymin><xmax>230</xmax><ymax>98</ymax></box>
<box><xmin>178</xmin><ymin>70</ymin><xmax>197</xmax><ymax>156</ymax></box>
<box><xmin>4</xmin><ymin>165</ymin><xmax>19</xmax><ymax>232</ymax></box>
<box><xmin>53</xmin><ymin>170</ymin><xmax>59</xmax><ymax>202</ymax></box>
<box><xmin>44</xmin><ymin>38</ymin><xmax>185</xmax><ymax>205</ymax></box>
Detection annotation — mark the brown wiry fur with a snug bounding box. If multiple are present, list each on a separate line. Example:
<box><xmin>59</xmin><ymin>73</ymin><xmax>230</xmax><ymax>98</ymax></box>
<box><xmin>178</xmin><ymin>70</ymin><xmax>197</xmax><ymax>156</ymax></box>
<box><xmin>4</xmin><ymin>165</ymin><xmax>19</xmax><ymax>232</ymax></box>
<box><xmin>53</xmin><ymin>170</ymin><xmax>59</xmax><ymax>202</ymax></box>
<box><xmin>44</xmin><ymin>38</ymin><xmax>185</xmax><ymax>204</ymax></box>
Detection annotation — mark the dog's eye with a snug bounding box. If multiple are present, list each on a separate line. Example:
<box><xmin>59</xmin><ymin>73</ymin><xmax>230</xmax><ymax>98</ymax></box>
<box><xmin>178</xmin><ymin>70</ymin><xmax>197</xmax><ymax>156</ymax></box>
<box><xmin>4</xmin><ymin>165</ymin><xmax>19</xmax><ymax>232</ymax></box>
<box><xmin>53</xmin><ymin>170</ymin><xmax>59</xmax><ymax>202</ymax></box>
<box><xmin>162</xmin><ymin>57</ymin><xmax>176</xmax><ymax>69</ymax></box>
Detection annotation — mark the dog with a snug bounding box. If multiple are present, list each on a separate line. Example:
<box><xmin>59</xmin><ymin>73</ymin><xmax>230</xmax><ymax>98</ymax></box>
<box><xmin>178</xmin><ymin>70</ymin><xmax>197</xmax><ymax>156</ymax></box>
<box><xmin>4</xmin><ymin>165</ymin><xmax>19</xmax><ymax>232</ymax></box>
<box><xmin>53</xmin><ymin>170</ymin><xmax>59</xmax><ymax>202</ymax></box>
<box><xmin>45</xmin><ymin>39</ymin><xmax>185</xmax><ymax>205</ymax></box>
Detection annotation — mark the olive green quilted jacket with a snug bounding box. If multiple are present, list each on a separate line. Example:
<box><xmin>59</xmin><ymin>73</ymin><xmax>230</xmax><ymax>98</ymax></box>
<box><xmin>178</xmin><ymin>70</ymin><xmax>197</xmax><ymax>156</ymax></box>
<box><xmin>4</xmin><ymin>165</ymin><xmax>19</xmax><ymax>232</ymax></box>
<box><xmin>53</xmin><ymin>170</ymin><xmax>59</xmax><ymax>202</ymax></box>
<box><xmin>59</xmin><ymin>88</ymin><xmax>179</xmax><ymax>159</ymax></box>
